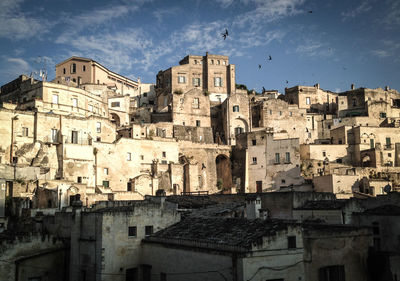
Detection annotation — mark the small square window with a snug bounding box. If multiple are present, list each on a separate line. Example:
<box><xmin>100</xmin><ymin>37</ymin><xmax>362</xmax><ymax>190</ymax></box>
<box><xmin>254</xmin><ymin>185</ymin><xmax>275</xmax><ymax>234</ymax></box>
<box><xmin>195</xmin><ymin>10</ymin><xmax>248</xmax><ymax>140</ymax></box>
<box><xmin>96</xmin><ymin>122</ymin><xmax>101</xmax><ymax>133</ymax></box>
<box><xmin>196</xmin><ymin>120</ymin><xmax>201</xmax><ymax>127</ymax></box>
<box><xmin>252</xmin><ymin>139</ymin><xmax>256</xmax><ymax>145</ymax></box>
<box><xmin>162</xmin><ymin>151</ymin><xmax>166</xmax><ymax>158</ymax></box>
<box><xmin>252</xmin><ymin>157</ymin><xmax>257</xmax><ymax>164</ymax></box>
<box><xmin>140</xmin><ymin>155</ymin><xmax>144</xmax><ymax>160</ymax></box>
<box><xmin>102</xmin><ymin>180</ymin><xmax>109</xmax><ymax>188</ymax></box>
<box><xmin>145</xmin><ymin>225</ymin><xmax>153</xmax><ymax>236</ymax></box>
<box><xmin>22</xmin><ymin>127</ymin><xmax>28</xmax><ymax>137</ymax></box>
<box><xmin>128</xmin><ymin>226</ymin><xmax>137</xmax><ymax>237</ymax></box>
<box><xmin>322</xmin><ymin>151</ymin><xmax>326</xmax><ymax>157</ymax></box>
<box><xmin>104</xmin><ymin>168</ymin><xmax>108</xmax><ymax>175</ymax></box>
<box><xmin>127</xmin><ymin>152</ymin><xmax>131</xmax><ymax>161</ymax></box>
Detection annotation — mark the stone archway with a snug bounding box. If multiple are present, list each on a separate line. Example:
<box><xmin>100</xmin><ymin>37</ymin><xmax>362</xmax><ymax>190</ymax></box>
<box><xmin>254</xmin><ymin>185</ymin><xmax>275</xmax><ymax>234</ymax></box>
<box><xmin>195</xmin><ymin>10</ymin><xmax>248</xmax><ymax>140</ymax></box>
<box><xmin>110</xmin><ymin>113</ymin><xmax>120</xmax><ymax>126</ymax></box>
<box><xmin>216</xmin><ymin>154</ymin><xmax>232</xmax><ymax>193</ymax></box>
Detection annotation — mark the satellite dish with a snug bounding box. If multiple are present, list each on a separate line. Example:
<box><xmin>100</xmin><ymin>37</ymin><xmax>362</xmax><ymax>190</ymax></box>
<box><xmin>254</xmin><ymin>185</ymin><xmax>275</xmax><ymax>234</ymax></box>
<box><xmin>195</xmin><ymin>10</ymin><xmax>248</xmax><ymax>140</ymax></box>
<box><xmin>383</xmin><ymin>184</ymin><xmax>392</xmax><ymax>193</ymax></box>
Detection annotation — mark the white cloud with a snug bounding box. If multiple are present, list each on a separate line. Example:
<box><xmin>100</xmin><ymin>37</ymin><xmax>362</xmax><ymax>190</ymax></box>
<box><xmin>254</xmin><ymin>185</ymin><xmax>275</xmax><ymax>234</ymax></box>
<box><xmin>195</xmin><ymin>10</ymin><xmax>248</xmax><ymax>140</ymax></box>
<box><xmin>153</xmin><ymin>7</ymin><xmax>180</xmax><ymax>22</ymax></box>
<box><xmin>0</xmin><ymin>0</ymin><xmax>49</xmax><ymax>40</ymax></box>
<box><xmin>295</xmin><ymin>40</ymin><xmax>333</xmax><ymax>58</ymax></box>
<box><xmin>382</xmin><ymin>0</ymin><xmax>400</xmax><ymax>26</ymax></box>
<box><xmin>341</xmin><ymin>1</ymin><xmax>372</xmax><ymax>21</ymax></box>
<box><xmin>234</xmin><ymin>0</ymin><xmax>305</xmax><ymax>28</ymax></box>
<box><xmin>0</xmin><ymin>57</ymin><xmax>32</xmax><ymax>82</ymax></box>
<box><xmin>215</xmin><ymin>0</ymin><xmax>235</xmax><ymax>8</ymax></box>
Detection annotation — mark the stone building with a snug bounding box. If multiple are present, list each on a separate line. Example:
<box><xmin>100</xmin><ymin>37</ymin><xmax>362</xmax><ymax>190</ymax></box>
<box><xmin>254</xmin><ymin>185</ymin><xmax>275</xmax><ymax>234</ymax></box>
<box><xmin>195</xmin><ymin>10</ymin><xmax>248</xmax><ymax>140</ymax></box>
<box><xmin>142</xmin><ymin>217</ymin><xmax>372</xmax><ymax>281</ymax></box>
<box><xmin>233</xmin><ymin>131</ymin><xmax>303</xmax><ymax>193</ymax></box>
<box><xmin>285</xmin><ymin>83</ymin><xmax>338</xmax><ymax>114</ymax></box>
<box><xmin>68</xmin><ymin>198</ymin><xmax>180</xmax><ymax>281</ymax></box>
<box><xmin>55</xmin><ymin>56</ymin><xmax>139</xmax><ymax>96</ymax></box>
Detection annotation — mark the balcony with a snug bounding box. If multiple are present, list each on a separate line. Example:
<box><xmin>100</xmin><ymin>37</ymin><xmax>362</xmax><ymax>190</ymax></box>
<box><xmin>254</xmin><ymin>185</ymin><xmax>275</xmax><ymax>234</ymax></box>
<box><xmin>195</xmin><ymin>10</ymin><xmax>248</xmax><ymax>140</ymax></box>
<box><xmin>64</xmin><ymin>137</ymin><xmax>91</xmax><ymax>145</ymax></box>
<box><xmin>384</xmin><ymin>144</ymin><xmax>393</xmax><ymax>150</ymax></box>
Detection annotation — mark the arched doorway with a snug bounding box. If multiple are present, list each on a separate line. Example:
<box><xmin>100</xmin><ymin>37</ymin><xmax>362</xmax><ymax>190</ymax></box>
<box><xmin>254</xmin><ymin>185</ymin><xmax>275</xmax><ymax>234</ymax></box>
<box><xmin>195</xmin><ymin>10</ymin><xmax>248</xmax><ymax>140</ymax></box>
<box><xmin>216</xmin><ymin>155</ymin><xmax>232</xmax><ymax>193</ymax></box>
<box><xmin>110</xmin><ymin>113</ymin><xmax>120</xmax><ymax>126</ymax></box>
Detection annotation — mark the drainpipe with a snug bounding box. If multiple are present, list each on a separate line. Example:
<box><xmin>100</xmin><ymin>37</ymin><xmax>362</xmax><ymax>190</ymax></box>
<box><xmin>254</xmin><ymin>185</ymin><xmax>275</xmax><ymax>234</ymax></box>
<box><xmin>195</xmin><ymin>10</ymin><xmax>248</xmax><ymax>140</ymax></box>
<box><xmin>10</xmin><ymin>115</ymin><xmax>18</xmax><ymax>164</ymax></box>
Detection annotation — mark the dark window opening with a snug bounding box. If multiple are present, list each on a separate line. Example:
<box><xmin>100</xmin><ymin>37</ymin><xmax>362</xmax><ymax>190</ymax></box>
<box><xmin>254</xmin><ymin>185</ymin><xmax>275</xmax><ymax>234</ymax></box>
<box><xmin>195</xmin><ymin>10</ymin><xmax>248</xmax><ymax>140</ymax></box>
<box><xmin>145</xmin><ymin>225</ymin><xmax>153</xmax><ymax>236</ymax></box>
<box><xmin>319</xmin><ymin>265</ymin><xmax>345</xmax><ymax>281</ymax></box>
<box><xmin>128</xmin><ymin>226</ymin><xmax>137</xmax><ymax>237</ymax></box>
<box><xmin>288</xmin><ymin>236</ymin><xmax>296</xmax><ymax>249</ymax></box>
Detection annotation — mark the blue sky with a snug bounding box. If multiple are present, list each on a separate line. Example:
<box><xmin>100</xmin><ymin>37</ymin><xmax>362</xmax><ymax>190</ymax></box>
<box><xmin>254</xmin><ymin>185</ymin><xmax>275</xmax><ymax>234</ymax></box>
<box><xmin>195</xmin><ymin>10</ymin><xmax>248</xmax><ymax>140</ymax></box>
<box><xmin>0</xmin><ymin>0</ymin><xmax>399</xmax><ymax>94</ymax></box>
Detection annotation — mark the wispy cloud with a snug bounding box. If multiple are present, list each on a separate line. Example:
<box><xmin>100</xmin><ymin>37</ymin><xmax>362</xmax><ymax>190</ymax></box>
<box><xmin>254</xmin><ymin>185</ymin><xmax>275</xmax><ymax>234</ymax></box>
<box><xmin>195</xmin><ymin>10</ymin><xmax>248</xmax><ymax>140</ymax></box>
<box><xmin>341</xmin><ymin>1</ymin><xmax>372</xmax><ymax>21</ymax></box>
<box><xmin>0</xmin><ymin>57</ymin><xmax>32</xmax><ymax>82</ymax></box>
<box><xmin>215</xmin><ymin>0</ymin><xmax>235</xmax><ymax>8</ymax></box>
<box><xmin>153</xmin><ymin>7</ymin><xmax>180</xmax><ymax>22</ymax></box>
<box><xmin>382</xmin><ymin>0</ymin><xmax>400</xmax><ymax>26</ymax></box>
<box><xmin>371</xmin><ymin>39</ymin><xmax>400</xmax><ymax>60</ymax></box>
<box><xmin>0</xmin><ymin>0</ymin><xmax>50</xmax><ymax>40</ymax></box>
<box><xmin>235</xmin><ymin>0</ymin><xmax>305</xmax><ymax>28</ymax></box>
<box><xmin>295</xmin><ymin>40</ymin><xmax>333</xmax><ymax>58</ymax></box>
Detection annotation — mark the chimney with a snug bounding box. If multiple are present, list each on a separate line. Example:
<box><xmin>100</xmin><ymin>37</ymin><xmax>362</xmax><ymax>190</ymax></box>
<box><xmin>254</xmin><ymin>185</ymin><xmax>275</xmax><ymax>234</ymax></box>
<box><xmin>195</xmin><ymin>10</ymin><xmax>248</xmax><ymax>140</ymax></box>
<box><xmin>385</xmin><ymin>86</ymin><xmax>390</xmax><ymax>91</ymax></box>
<box><xmin>351</xmin><ymin>84</ymin><xmax>355</xmax><ymax>90</ymax></box>
<box><xmin>314</xmin><ymin>83</ymin><xmax>320</xmax><ymax>89</ymax></box>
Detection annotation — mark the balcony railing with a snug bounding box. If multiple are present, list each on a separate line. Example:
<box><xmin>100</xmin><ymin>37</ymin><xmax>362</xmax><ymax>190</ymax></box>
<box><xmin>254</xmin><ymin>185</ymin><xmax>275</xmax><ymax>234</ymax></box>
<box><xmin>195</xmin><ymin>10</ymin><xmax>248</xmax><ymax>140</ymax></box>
<box><xmin>64</xmin><ymin>137</ymin><xmax>91</xmax><ymax>145</ymax></box>
<box><xmin>384</xmin><ymin>144</ymin><xmax>393</xmax><ymax>150</ymax></box>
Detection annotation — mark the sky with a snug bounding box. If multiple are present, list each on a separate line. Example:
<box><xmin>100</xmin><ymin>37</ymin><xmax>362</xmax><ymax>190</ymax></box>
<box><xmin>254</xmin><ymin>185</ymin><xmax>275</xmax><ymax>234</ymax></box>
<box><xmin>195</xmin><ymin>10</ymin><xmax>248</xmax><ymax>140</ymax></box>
<box><xmin>0</xmin><ymin>0</ymin><xmax>399</xmax><ymax>94</ymax></box>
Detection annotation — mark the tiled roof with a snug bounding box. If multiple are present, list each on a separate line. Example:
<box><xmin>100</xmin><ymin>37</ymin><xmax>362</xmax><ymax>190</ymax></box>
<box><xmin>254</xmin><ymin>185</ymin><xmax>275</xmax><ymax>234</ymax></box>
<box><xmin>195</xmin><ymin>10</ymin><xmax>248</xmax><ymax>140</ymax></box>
<box><xmin>147</xmin><ymin>217</ymin><xmax>294</xmax><ymax>249</ymax></box>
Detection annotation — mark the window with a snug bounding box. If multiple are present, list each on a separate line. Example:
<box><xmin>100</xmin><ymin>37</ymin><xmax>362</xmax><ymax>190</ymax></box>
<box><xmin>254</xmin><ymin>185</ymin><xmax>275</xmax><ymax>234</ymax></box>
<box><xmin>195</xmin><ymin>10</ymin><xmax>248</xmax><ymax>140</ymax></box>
<box><xmin>252</xmin><ymin>139</ymin><xmax>256</xmax><ymax>145</ymax></box>
<box><xmin>52</xmin><ymin>95</ymin><xmax>59</xmax><ymax>104</ymax></box>
<box><xmin>279</xmin><ymin>111</ymin><xmax>282</xmax><ymax>116</ymax></box>
<box><xmin>193</xmin><ymin>78</ymin><xmax>201</xmax><ymax>86</ymax></box>
<box><xmin>145</xmin><ymin>225</ymin><xmax>153</xmax><ymax>236</ymax></box>
<box><xmin>196</xmin><ymin>120</ymin><xmax>201</xmax><ymax>127</ymax></box>
<box><xmin>319</xmin><ymin>265</ymin><xmax>345</xmax><ymax>281</ymax></box>
<box><xmin>96</xmin><ymin>122</ymin><xmax>101</xmax><ymax>133</ymax></box>
<box><xmin>143</xmin><ymin>92</ymin><xmax>147</xmax><ymax>97</ymax></box>
<box><xmin>235</xmin><ymin>127</ymin><xmax>244</xmax><ymax>135</ymax></box>
<box><xmin>160</xmin><ymin>273</ymin><xmax>167</xmax><ymax>281</ymax></box>
<box><xmin>288</xmin><ymin>236</ymin><xmax>296</xmax><ymax>249</ymax></box>
<box><xmin>162</xmin><ymin>151</ymin><xmax>166</xmax><ymax>158</ymax></box>
<box><xmin>217</xmin><ymin>60</ymin><xmax>220</xmax><ymax>65</ymax></box>
<box><xmin>72</xmin><ymin>98</ymin><xmax>78</xmax><ymax>107</ymax></box>
<box><xmin>22</xmin><ymin>127</ymin><xmax>28</xmax><ymax>137</ymax></box>
<box><xmin>380</xmin><ymin>112</ymin><xmax>387</xmax><ymax>118</ymax></box>
<box><xmin>127</xmin><ymin>182</ymin><xmax>132</xmax><ymax>191</ymax></box>
<box><xmin>193</xmin><ymin>98</ymin><xmax>200</xmax><ymax>109</ymax></box>
<box><xmin>211</xmin><ymin>59</ymin><xmax>214</xmax><ymax>64</ymax></box>
<box><xmin>96</xmin><ymin>137</ymin><xmax>101</xmax><ymax>142</ymax></box>
<box><xmin>269</xmin><ymin>110</ymin><xmax>272</xmax><ymax>115</ymax></box>
<box><xmin>252</xmin><ymin>157</ymin><xmax>257</xmax><ymax>164</ymax></box>
<box><xmin>104</xmin><ymin>168</ymin><xmax>108</xmax><ymax>175</ymax></box>
<box><xmin>127</xmin><ymin>152</ymin><xmax>131</xmax><ymax>161</ymax></box>
<box><xmin>128</xmin><ymin>226</ymin><xmax>137</xmax><ymax>237</ymax></box>
<box><xmin>103</xmin><ymin>181</ymin><xmax>109</xmax><ymax>188</ymax></box>
<box><xmin>83</xmin><ymin>65</ymin><xmax>86</xmax><ymax>71</ymax></box>
<box><xmin>323</xmin><ymin>151</ymin><xmax>326</xmax><ymax>157</ymax></box>
<box><xmin>289</xmin><ymin>111</ymin><xmax>292</xmax><ymax>116</ymax></box>
<box><xmin>89</xmin><ymin>105</ymin><xmax>93</xmax><ymax>112</ymax></box>
<box><xmin>178</xmin><ymin>76</ymin><xmax>186</xmax><ymax>83</ymax></box>
<box><xmin>389</xmin><ymin>153</ymin><xmax>392</xmax><ymax>157</ymax></box>
<box><xmin>233</xmin><ymin>105</ymin><xmax>239</xmax><ymax>112</ymax></box>
<box><xmin>140</xmin><ymin>155</ymin><xmax>144</xmax><ymax>160</ymax></box>
<box><xmin>63</xmin><ymin>68</ymin><xmax>66</xmax><ymax>74</ymax></box>
<box><xmin>77</xmin><ymin>177</ymin><xmax>82</xmax><ymax>183</ymax></box>
<box><xmin>223</xmin><ymin>61</ymin><xmax>226</xmax><ymax>65</ymax></box>
<box><xmin>306</xmin><ymin>97</ymin><xmax>310</xmax><ymax>105</ymax></box>
<box><xmin>275</xmin><ymin>153</ymin><xmax>280</xmax><ymax>164</ymax></box>
<box><xmin>71</xmin><ymin>63</ymin><xmax>76</xmax><ymax>74</ymax></box>
<box><xmin>281</xmin><ymin>179</ymin><xmax>286</xmax><ymax>184</ymax></box>
<box><xmin>111</xmin><ymin>102</ymin><xmax>120</xmax><ymax>107</ymax></box>
<box><xmin>285</xmin><ymin>152</ymin><xmax>290</xmax><ymax>163</ymax></box>
<box><xmin>352</xmin><ymin>99</ymin><xmax>357</xmax><ymax>106</ymax></box>
<box><xmin>71</xmin><ymin>130</ymin><xmax>78</xmax><ymax>144</ymax></box>
<box><xmin>51</xmin><ymin>129</ymin><xmax>58</xmax><ymax>142</ymax></box>
<box><xmin>214</xmin><ymin>77</ymin><xmax>222</xmax><ymax>87</ymax></box>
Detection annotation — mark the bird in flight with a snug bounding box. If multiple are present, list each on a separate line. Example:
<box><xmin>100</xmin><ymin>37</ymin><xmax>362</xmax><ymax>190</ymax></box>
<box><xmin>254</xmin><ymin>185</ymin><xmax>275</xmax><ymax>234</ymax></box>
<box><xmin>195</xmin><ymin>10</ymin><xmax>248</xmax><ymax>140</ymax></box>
<box><xmin>258</xmin><ymin>64</ymin><xmax>262</xmax><ymax>69</ymax></box>
<box><xmin>268</xmin><ymin>55</ymin><xmax>272</xmax><ymax>61</ymax></box>
<box><xmin>286</xmin><ymin>80</ymin><xmax>289</xmax><ymax>84</ymax></box>
<box><xmin>221</xmin><ymin>29</ymin><xmax>228</xmax><ymax>40</ymax></box>
<box><xmin>308</xmin><ymin>10</ymin><xmax>313</xmax><ymax>13</ymax></box>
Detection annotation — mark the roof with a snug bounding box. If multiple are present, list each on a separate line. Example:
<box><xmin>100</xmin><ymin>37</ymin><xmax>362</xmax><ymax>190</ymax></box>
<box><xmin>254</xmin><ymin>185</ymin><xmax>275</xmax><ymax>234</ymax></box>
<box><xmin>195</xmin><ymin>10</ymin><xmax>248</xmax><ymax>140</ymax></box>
<box><xmin>295</xmin><ymin>200</ymin><xmax>346</xmax><ymax>210</ymax></box>
<box><xmin>360</xmin><ymin>204</ymin><xmax>400</xmax><ymax>216</ymax></box>
<box><xmin>146</xmin><ymin>217</ymin><xmax>295</xmax><ymax>249</ymax></box>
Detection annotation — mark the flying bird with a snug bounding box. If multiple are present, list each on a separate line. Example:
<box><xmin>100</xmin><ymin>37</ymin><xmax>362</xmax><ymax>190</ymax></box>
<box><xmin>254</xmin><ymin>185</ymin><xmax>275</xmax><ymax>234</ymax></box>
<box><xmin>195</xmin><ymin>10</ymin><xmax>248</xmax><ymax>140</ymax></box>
<box><xmin>286</xmin><ymin>80</ymin><xmax>289</xmax><ymax>84</ymax></box>
<box><xmin>268</xmin><ymin>55</ymin><xmax>272</xmax><ymax>61</ymax></box>
<box><xmin>308</xmin><ymin>10</ymin><xmax>313</xmax><ymax>13</ymax></box>
<box><xmin>258</xmin><ymin>64</ymin><xmax>262</xmax><ymax>69</ymax></box>
<box><xmin>221</xmin><ymin>29</ymin><xmax>228</xmax><ymax>40</ymax></box>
